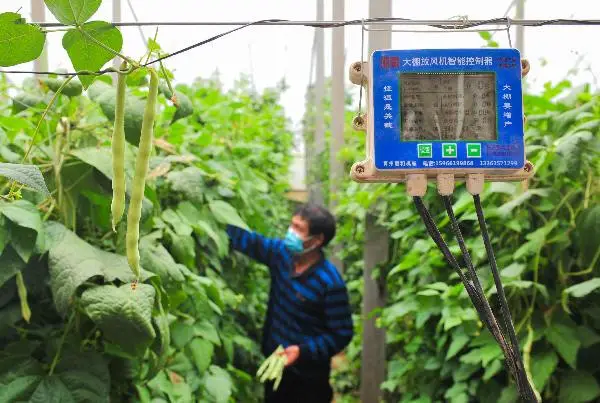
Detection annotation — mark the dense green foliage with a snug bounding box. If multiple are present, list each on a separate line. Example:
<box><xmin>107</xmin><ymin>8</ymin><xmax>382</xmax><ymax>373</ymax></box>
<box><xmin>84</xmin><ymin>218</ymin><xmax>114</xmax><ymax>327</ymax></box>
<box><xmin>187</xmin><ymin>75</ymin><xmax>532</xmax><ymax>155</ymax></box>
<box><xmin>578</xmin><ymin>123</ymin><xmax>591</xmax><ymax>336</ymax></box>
<box><xmin>0</xmin><ymin>72</ymin><xmax>294</xmax><ymax>401</ymax></box>
<box><xmin>0</xmin><ymin>2</ymin><xmax>298</xmax><ymax>401</ymax></box>
<box><xmin>304</xmin><ymin>74</ymin><xmax>600</xmax><ymax>401</ymax></box>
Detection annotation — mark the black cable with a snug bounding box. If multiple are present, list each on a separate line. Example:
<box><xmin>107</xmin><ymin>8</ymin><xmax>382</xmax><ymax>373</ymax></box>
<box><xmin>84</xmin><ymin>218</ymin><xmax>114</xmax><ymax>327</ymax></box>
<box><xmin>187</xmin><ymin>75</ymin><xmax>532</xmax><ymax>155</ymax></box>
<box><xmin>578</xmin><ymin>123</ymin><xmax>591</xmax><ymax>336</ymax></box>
<box><xmin>413</xmin><ymin>197</ymin><xmax>506</xmax><ymax>346</ymax></box>
<box><xmin>474</xmin><ymin>194</ymin><xmax>538</xmax><ymax>402</ymax></box>
<box><xmin>414</xmin><ymin>195</ymin><xmax>538</xmax><ymax>402</ymax></box>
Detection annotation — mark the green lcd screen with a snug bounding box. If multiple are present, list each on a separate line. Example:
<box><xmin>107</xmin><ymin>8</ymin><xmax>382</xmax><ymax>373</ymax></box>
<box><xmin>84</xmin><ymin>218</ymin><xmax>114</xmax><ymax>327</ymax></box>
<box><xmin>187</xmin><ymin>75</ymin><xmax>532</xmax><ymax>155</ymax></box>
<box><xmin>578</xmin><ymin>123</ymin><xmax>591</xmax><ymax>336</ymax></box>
<box><xmin>399</xmin><ymin>72</ymin><xmax>497</xmax><ymax>141</ymax></box>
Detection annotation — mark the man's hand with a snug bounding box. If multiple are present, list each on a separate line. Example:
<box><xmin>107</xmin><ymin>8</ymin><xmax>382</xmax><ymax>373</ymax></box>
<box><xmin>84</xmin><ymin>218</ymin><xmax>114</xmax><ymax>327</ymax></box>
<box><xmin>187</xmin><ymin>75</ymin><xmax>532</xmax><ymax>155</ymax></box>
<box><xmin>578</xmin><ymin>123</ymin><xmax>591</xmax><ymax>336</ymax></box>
<box><xmin>278</xmin><ymin>345</ymin><xmax>300</xmax><ymax>367</ymax></box>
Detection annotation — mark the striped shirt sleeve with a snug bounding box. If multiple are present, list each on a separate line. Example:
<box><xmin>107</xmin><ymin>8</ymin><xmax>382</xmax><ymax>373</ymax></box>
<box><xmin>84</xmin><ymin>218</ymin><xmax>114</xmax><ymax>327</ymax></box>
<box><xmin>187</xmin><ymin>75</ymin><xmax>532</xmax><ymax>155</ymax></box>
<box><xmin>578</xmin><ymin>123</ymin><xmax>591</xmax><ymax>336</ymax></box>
<box><xmin>226</xmin><ymin>224</ymin><xmax>284</xmax><ymax>268</ymax></box>
<box><xmin>297</xmin><ymin>284</ymin><xmax>354</xmax><ymax>363</ymax></box>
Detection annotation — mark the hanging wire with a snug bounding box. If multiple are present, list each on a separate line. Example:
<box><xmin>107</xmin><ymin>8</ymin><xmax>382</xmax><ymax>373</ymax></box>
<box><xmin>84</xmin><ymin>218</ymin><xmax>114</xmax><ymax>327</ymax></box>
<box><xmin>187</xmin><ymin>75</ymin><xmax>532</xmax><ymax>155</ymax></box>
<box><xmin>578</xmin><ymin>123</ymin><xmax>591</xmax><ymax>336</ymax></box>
<box><xmin>506</xmin><ymin>17</ymin><xmax>514</xmax><ymax>48</ymax></box>
<box><xmin>33</xmin><ymin>17</ymin><xmax>600</xmax><ymax>28</ymax></box>
<box><xmin>2</xmin><ymin>19</ymin><xmax>278</xmax><ymax>76</ymax></box>
<box><xmin>5</xmin><ymin>16</ymin><xmax>600</xmax><ymax>76</ymax></box>
<box><xmin>357</xmin><ymin>19</ymin><xmax>366</xmax><ymax>119</ymax></box>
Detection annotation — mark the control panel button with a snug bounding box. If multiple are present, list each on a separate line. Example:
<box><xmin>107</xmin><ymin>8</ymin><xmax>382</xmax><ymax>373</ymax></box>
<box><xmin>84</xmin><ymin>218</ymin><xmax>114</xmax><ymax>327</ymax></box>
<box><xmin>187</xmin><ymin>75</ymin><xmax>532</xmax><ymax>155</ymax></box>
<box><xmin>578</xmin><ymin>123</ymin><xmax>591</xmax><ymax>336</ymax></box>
<box><xmin>417</xmin><ymin>143</ymin><xmax>433</xmax><ymax>158</ymax></box>
<box><xmin>442</xmin><ymin>143</ymin><xmax>457</xmax><ymax>158</ymax></box>
<box><xmin>466</xmin><ymin>143</ymin><xmax>482</xmax><ymax>158</ymax></box>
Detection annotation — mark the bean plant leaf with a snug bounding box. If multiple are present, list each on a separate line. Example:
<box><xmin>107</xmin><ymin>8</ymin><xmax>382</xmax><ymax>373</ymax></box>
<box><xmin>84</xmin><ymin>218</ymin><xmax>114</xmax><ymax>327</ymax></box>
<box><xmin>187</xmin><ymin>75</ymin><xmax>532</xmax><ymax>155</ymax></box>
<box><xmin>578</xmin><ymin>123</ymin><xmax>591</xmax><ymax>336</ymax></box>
<box><xmin>559</xmin><ymin>370</ymin><xmax>600</xmax><ymax>403</ymax></box>
<box><xmin>81</xmin><ymin>283</ymin><xmax>156</xmax><ymax>356</ymax></box>
<box><xmin>1</xmin><ymin>200</ymin><xmax>43</xmax><ymax>262</ymax></box>
<box><xmin>0</xmin><ymin>13</ymin><xmax>46</xmax><ymax>67</ymax></box>
<box><xmin>88</xmin><ymin>85</ymin><xmax>147</xmax><ymax>145</ymax></box>
<box><xmin>0</xmin><ymin>350</ymin><xmax>109</xmax><ymax>402</ymax></box>
<box><xmin>166</xmin><ymin>167</ymin><xmax>206</xmax><ymax>205</ymax></box>
<box><xmin>546</xmin><ymin>323</ymin><xmax>580</xmax><ymax>368</ymax></box>
<box><xmin>62</xmin><ymin>21</ymin><xmax>123</xmax><ymax>89</ymax></box>
<box><xmin>564</xmin><ymin>278</ymin><xmax>600</xmax><ymax>298</ymax></box>
<box><xmin>531</xmin><ymin>349</ymin><xmax>558</xmax><ymax>392</ymax></box>
<box><xmin>575</xmin><ymin>205</ymin><xmax>600</xmax><ymax>267</ymax></box>
<box><xmin>12</xmin><ymin>93</ymin><xmax>45</xmax><ymax>114</ymax></box>
<box><xmin>203</xmin><ymin>366</ymin><xmax>232</xmax><ymax>403</ymax></box>
<box><xmin>45</xmin><ymin>221</ymin><xmax>153</xmax><ymax>316</ymax></box>
<box><xmin>172</xmin><ymin>91</ymin><xmax>194</xmax><ymax>122</ymax></box>
<box><xmin>188</xmin><ymin>338</ymin><xmax>213</xmax><ymax>374</ymax></box>
<box><xmin>44</xmin><ymin>0</ymin><xmax>101</xmax><ymax>25</ymax></box>
<box><xmin>139</xmin><ymin>236</ymin><xmax>186</xmax><ymax>284</ymax></box>
<box><xmin>0</xmin><ymin>163</ymin><xmax>50</xmax><ymax>195</ymax></box>
<box><xmin>209</xmin><ymin>200</ymin><xmax>249</xmax><ymax>230</ymax></box>
<box><xmin>0</xmin><ymin>246</ymin><xmax>26</xmax><ymax>288</ymax></box>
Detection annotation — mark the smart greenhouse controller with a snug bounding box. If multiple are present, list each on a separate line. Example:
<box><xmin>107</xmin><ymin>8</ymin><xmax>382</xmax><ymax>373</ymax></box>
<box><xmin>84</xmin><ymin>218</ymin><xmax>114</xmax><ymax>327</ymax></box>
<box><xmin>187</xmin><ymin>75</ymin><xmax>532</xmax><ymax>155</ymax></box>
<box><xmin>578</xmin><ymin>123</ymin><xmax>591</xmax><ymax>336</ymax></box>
<box><xmin>349</xmin><ymin>48</ymin><xmax>533</xmax><ymax>183</ymax></box>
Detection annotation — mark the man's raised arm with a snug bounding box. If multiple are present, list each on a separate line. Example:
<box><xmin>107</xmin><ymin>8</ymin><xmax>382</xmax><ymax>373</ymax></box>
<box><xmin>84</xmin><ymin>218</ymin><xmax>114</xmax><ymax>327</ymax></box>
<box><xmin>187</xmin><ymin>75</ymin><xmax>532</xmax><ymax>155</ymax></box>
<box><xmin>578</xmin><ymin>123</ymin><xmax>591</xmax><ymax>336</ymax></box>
<box><xmin>226</xmin><ymin>224</ymin><xmax>284</xmax><ymax>268</ymax></box>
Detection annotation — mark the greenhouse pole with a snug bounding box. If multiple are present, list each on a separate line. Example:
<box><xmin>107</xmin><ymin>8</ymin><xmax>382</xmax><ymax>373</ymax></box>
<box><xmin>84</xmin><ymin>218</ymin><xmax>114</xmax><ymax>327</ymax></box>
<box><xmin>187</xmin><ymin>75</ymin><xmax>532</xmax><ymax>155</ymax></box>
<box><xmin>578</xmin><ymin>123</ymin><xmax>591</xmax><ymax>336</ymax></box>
<box><xmin>330</xmin><ymin>0</ymin><xmax>345</xmax><ymax>272</ymax></box>
<box><xmin>516</xmin><ymin>0</ymin><xmax>525</xmax><ymax>53</ymax></box>
<box><xmin>360</xmin><ymin>1</ymin><xmax>391</xmax><ymax>402</ymax></box>
<box><xmin>309</xmin><ymin>0</ymin><xmax>326</xmax><ymax>206</ymax></box>
<box><xmin>32</xmin><ymin>0</ymin><xmax>48</xmax><ymax>72</ymax></box>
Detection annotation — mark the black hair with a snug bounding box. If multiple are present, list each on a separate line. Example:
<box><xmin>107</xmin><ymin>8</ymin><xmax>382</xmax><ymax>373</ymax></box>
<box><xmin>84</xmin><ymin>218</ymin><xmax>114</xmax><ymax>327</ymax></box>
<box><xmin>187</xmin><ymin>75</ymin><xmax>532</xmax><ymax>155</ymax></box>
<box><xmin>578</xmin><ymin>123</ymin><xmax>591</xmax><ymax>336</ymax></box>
<box><xmin>293</xmin><ymin>203</ymin><xmax>336</xmax><ymax>247</ymax></box>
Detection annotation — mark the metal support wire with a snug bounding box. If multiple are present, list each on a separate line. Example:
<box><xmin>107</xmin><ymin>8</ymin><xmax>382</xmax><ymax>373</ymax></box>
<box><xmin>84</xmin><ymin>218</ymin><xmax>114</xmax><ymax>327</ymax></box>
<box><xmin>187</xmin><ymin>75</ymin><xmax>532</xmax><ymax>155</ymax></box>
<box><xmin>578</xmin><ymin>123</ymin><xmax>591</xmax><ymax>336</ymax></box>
<box><xmin>33</xmin><ymin>17</ymin><xmax>600</xmax><ymax>28</ymax></box>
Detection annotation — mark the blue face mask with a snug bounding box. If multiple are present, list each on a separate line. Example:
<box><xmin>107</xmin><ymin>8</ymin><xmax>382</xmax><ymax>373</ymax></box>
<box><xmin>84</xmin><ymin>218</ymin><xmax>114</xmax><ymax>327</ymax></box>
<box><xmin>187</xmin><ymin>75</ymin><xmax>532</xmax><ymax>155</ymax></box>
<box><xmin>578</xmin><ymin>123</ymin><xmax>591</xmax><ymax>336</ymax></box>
<box><xmin>284</xmin><ymin>228</ymin><xmax>314</xmax><ymax>255</ymax></box>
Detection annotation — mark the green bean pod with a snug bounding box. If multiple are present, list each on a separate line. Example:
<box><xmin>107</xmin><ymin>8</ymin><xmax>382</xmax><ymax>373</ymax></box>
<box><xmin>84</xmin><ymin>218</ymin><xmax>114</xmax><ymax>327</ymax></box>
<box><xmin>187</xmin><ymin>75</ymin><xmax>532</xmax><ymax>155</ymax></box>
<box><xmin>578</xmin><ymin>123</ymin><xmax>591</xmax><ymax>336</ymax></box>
<box><xmin>272</xmin><ymin>356</ymin><xmax>286</xmax><ymax>390</ymax></box>
<box><xmin>126</xmin><ymin>68</ymin><xmax>159</xmax><ymax>279</ymax></box>
<box><xmin>111</xmin><ymin>61</ymin><xmax>128</xmax><ymax>232</ymax></box>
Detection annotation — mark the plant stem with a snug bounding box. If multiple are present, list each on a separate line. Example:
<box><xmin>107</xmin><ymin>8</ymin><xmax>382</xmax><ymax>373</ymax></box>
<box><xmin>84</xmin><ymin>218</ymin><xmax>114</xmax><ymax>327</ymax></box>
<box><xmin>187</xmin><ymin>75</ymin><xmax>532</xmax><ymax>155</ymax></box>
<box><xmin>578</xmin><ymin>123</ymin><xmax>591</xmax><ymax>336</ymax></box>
<box><xmin>567</xmin><ymin>245</ymin><xmax>600</xmax><ymax>277</ymax></box>
<box><xmin>584</xmin><ymin>169</ymin><xmax>592</xmax><ymax>209</ymax></box>
<box><xmin>7</xmin><ymin>76</ymin><xmax>74</xmax><ymax>197</ymax></box>
<box><xmin>20</xmin><ymin>76</ymin><xmax>75</xmax><ymax>164</ymax></box>
<box><xmin>78</xmin><ymin>27</ymin><xmax>137</xmax><ymax>67</ymax></box>
<box><xmin>49</xmin><ymin>310</ymin><xmax>76</xmax><ymax>376</ymax></box>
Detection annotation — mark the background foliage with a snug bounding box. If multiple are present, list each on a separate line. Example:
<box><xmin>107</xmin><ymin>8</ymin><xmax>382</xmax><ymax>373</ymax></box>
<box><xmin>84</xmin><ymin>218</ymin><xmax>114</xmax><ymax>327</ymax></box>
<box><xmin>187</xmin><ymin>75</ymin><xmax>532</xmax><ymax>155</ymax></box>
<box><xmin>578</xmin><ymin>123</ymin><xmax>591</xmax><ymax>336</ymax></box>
<box><xmin>0</xmin><ymin>69</ymin><xmax>294</xmax><ymax>402</ymax></box>
<box><xmin>303</xmin><ymin>62</ymin><xmax>600</xmax><ymax>402</ymax></box>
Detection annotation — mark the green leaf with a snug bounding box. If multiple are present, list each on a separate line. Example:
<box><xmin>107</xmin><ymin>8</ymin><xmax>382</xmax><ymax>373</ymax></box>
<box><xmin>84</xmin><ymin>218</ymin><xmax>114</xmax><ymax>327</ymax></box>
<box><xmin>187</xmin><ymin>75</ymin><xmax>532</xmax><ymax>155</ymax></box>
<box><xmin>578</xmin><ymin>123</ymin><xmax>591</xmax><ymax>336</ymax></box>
<box><xmin>62</xmin><ymin>22</ymin><xmax>123</xmax><ymax>89</ymax></box>
<box><xmin>195</xmin><ymin>320</ymin><xmax>221</xmax><ymax>345</ymax></box>
<box><xmin>546</xmin><ymin>323</ymin><xmax>580</xmax><ymax>368</ymax></box>
<box><xmin>576</xmin><ymin>206</ymin><xmax>600</xmax><ymax>267</ymax></box>
<box><xmin>479</xmin><ymin>31</ymin><xmax>492</xmax><ymax>40</ymax></box>
<box><xmin>12</xmin><ymin>93</ymin><xmax>45</xmax><ymax>114</ymax></box>
<box><xmin>577</xmin><ymin>326</ymin><xmax>600</xmax><ymax>348</ymax></box>
<box><xmin>44</xmin><ymin>0</ymin><xmax>101</xmax><ymax>25</ymax></box>
<box><xmin>45</xmin><ymin>221</ymin><xmax>152</xmax><ymax>315</ymax></box>
<box><xmin>0</xmin><ymin>350</ymin><xmax>109</xmax><ymax>402</ymax></box>
<box><xmin>93</xmin><ymin>86</ymin><xmax>148</xmax><ymax>145</ymax></box>
<box><xmin>166</xmin><ymin>167</ymin><xmax>205</xmax><ymax>204</ymax></box>
<box><xmin>500</xmin><ymin>262</ymin><xmax>526</xmax><ymax>278</ymax></box>
<box><xmin>42</xmin><ymin>76</ymin><xmax>83</xmax><ymax>97</ymax></box>
<box><xmin>0</xmin><ymin>13</ymin><xmax>46</xmax><ymax>67</ymax></box>
<box><xmin>70</xmin><ymin>146</ymin><xmax>137</xmax><ymax>191</ymax></box>
<box><xmin>564</xmin><ymin>278</ymin><xmax>600</xmax><ymax>298</ymax></box>
<box><xmin>209</xmin><ymin>200</ymin><xmax>249</xmax><ymax>230</ymax></box>
<box><xmin>1</xmin><ymin>200</ymin><xmax>43</xmax><ymax>262</ymax></box>
<box><xmin>559</xmin><ymin>370</ymin><xmax>600</xmax><ymax>403</ymax></box>
<box><xmin>188</xmin><ymin>338</ymin><xmax>213</xmax><ymax>374</ymax></box>
<box><xmin>81</xmin><ymin>283</ymin><xmax>156</xmax><ymax>356</ymax></box>
<box><xmin>139</xmin><ymin>236</ymin><xmax>186</xmax><ymax>284</ymax></box>
<box><xmin>0</xmin><ymin>163</ymin><xmax>50</xmax><ymax>195</ymax></box>
<box><xmin>531</xmin><ymin>349</ymin><xmax>558</xmax><ymax>392</ymax></box>
<box><xmin>1</xmin><ymin>200</ymin><xmax>42</xmax><ymax>234</ymax></box>
<box><xmin>446</xmin><ymin>330</ymin><xmax>470</xmax><ymax>359</ymax></box>
<box><xmin>204</xmin><ymin>366</ymin><xmax>232</xmax><ymax>403</ymax></box>
<box><xmin>172</xmin><ymin>91</ymin><xmax>194</xmax><ymax>122</ymax></box>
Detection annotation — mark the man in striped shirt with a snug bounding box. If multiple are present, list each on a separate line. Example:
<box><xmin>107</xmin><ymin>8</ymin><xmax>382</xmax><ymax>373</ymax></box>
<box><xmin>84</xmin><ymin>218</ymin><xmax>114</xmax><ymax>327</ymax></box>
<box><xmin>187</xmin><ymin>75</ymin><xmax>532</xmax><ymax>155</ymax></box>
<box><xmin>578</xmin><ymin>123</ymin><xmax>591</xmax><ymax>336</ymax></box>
<box><xmin>226</xmin><ymin>203</ymin><xmax>354</xmax><ymax>403</ymax></box>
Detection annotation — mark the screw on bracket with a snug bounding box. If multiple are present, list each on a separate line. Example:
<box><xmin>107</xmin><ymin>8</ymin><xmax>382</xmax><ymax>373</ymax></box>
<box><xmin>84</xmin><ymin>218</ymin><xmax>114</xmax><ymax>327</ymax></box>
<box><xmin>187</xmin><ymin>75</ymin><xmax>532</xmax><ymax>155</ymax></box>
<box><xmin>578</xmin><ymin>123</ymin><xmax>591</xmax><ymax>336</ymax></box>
<box><xmin>355</xmin><ymin>165</ymin><xmax>365</xmax><ymax>174</ymax></box>
<box><xmin>524</xmin><ymin>162</ymin><xmax>533</xmax><ymax>172</ymax></box>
